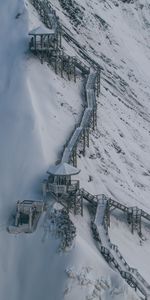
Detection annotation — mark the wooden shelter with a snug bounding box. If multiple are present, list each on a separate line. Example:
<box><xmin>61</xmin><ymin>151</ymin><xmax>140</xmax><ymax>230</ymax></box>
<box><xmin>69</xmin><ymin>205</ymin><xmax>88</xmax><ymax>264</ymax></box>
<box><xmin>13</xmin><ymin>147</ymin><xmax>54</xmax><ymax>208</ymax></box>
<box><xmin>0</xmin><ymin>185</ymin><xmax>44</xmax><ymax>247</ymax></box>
<box><xmin>43</xmin><ymin>162</ymin><xmax>80</xmax><ymax>196</ymax></box>
<box><xmin>8</xmin><ymin>200</ymin><xmax>44</xmax><ymax>234</ymax></box>
<box><xmin>43</xmin><ymin>162</ymin><xmax>83</xmax><ymax>215</ymax></box>
<box><xmin>29</xmin><ymin>25</ymin><xmax>61</xmax><ymax>62</ymax></box>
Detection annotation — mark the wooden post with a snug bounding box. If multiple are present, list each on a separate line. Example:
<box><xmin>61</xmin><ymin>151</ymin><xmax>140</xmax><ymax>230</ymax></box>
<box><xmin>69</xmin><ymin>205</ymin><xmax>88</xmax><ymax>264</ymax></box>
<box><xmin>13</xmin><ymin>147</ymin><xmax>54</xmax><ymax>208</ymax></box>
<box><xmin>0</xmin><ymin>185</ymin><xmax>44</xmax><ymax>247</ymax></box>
<box><xmin>72</xmin><ymin>147</ymin><xmax>77</xmax><ymax>167</ymax></box>
<box><xmin>15</xmin><ymin>203</ymin><xmax>20</xmax><ymax>226</ymax></box>
<box><xmin>29</xmin><ymin>208</ymin><xmax>33</xmax><ymax>230</ymax></box>
<box><xmin>67</xmin><ymin>56</ymin><xmax>70</xmax><ymax>81</ymax></box>
<box><xmin>94</xmin><ymin>108</ymin><xmax>97</xmax><ymax>128</ymax></box>
<box><xmin>83</xmin><ymin>129</ymin><xmax>86</xmax><ymax>156</ymax></box>
<box><xmin>41</xmin><ymin>34</ymin><xmax>44</xmax><ymax>64</ymax></box>
<box><xmin>56</xmin><ymin>31</ymin><xmax>59</xmax><ymax>49</ymax></box>
<box><xmin>137</xmin><ymin>209</ymin><xmax>142</xmax><ymax>237</ymax></box>
<box><xmin>139</xmin><ymin>215</ymin><xmax>142</xmax><ymax>237</ymax></box>
<box><xmin>96</xmin><ymin>69</ymin><xmax>101</xmax><ymax>97</ymax></box>
<box><xmin>60</xmin><ymin>55</ymin><xmax>63</xmax><ymax>78</ymax></box>
<box><xmin>107</xmin><ymin>205</ymin><xmax>110</xmax><ymax>227</ymax></box>
<box><xmin>81</xmin><ymin>193</ymin><xmax>83</xmax><ymax>216</ymax></box>
<box><xmin>67</xmin><ymin>198</ymin><xmax>70</xmax><ymax>214</ymax></box>
<box><xmin>35</xmin><ymin>35</ymin><xmax>37</xmax><ymax>52</ymax></box>
<box><xmin>59</xmin><ymin>28</ymin><xmax>62</xmax><ymax>48</ymax></box>
<box><xmin>48</xmin><ymin>34</ymin><xmax>50</xmax><ymax>48</ymax></box>
<box><xmin>92</xmin><ymin>110</ymin><xmax>95</xmax><ymax>130</ymax></box>
<box><xmin>54</xmin><ymin>56</ymin><xmax>58</xmax><ymax>74</ymax></box>
<box><xmin>74</xmin><ymin>195</ymin><xmax>77</xmax><ymax>215</ymax></box>
<box><xmin>74</xmin><ymin>148</ymin><xmax>77</xmax><ymax>167</ymax></box>
<box><xmin>73</xmin><ymin>58</ymin><xmax>76</xmax><ymax>83</ymax></box>
<box><xmin>127</xmin><ymin>208</ymin><xmax>132</xmax><ymax>225</ymax></box>
<box><xmin>87</xmin><ymin>127</ymin><xmax>90</xmax><ymax>147</ymax></box>
<box><xmin>72</xmin><ymin>151</ymin><xmax>74</xmax><ymax>167</ymax></box>
<box><xmin>43</xmin><ymin>10</ymin><xmax>45</xmax><ymax>22</ymax></box>
<box><xmin>131</xmin><ymin>208</ymin><xmax>134</xmax><ymax>234</ymax></box>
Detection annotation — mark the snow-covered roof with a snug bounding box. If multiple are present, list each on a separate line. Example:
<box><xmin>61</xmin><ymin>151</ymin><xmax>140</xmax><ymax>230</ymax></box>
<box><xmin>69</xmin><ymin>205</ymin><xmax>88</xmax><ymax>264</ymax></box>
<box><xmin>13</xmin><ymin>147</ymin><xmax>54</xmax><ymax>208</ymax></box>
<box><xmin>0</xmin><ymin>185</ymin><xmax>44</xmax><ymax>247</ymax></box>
<box><xmin>47</xmin><ymin>162</ymin><xmax>80</xmax><ymax>176</ymax></box>
<box><xmin>29</xmin><ymin>26</ymin><xmax>55</xmax><ymax>36</ymax></box>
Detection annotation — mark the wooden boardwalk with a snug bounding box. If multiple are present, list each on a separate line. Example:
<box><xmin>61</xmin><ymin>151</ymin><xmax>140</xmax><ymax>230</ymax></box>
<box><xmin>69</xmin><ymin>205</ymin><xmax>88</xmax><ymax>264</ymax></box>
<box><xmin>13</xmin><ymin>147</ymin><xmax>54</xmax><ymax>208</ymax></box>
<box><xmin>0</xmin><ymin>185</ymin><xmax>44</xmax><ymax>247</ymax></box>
<box><xmin>28</xmin><ymin>1</ymin><xmax>150</xmax><ymax>299</ymax></box>
<box><xmin>29</xmin><ymin>0</ymin><xmax>101</xmax><ymax>167</ymax></box>
<box><xmin>92</xmin><ymin>199</ymin><xmax>150</xmax><ymax>300</ymax></box>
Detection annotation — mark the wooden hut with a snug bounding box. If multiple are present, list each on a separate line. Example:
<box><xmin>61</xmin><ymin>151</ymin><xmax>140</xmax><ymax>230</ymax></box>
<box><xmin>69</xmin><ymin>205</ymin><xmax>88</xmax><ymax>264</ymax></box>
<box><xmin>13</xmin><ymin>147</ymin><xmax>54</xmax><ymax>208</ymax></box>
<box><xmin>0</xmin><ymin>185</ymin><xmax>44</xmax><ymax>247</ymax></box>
<box><xmin>8</xmin><ymin>200</ymin><xmax>44</xmax><ymax>234</ymax></box>
<box><xmin>43</xmin><ymin>162</ymin><xmax>80</xmax><ymax>196</ymax></box>
<box><xmin>29</xmin><ymin>25</ymin><xmax>61</xmax><ymax>62</ymax></box>
<box><xmin>43</xmin><ymin>163</ymin><xmax>83</xmax><ymax>215</ymax></box>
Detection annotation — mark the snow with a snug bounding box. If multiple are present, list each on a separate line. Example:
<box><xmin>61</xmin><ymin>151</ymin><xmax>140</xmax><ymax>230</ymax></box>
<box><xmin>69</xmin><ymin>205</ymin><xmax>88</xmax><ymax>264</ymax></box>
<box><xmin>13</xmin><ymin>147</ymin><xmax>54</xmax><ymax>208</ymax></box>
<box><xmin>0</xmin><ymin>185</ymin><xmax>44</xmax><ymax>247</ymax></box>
<box><xmin>47</xmin><ymin>162</ymin><xmax>80</xmax><ymax>175</ymax></box>
<box><xmin>0</xmin><ymin>0</ymin><xmax>150</xmax><ymax>299</ymax></box>
<box><xmin>29</xmin><ymin>25</ymin><xmax>56</xmax><ymax>35</ymax></box>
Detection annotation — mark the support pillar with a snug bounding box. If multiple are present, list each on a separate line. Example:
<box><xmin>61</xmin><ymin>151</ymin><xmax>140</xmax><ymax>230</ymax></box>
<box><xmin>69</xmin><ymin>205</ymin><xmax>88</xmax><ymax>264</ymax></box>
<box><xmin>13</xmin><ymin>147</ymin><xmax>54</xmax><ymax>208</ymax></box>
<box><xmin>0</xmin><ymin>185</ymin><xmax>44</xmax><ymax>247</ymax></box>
<box><xmin>59</xmin><ymin>29</ymin><xmax>62</xmax><ymax>48</ymax></box>
<box><xmin>74</xmin><ymin>194</ymin><xmax>77</xmax><ymax>215</ymax></box>
<box><xmin>72</xmin><ymin>147</ymin><xmax>77</xmax><ymax>167</ymax></box>
<box><xmin>54</xmin><ymin>57</ymin><xmax>58</xmax><ymax>74</ymax></box>
<box><xmin>40</xmin><ymin>34</ymin><xmax>44</xmax><ymax>64</ymax></box>
<box><xmin>83</xmin><ymin>129</ymin><xmax>86</xmax><ymax>156</ymax></box>
<box><xmin>60</xmin><ymin>55</ymin><xmax>63</xmax><ymax>78</ymax></box>
<box><xmin>35</xmin><ymin>35</ymin><xmax>37</xmax><ymax>52</ymax></box>
<box><xmin>67</xmin><ymin>57</ymin><xmax>71</xmax><ymax>81</ymax></box>
<box><xmin>86</xmin><ymin>127</ymin><xmax>90</xmax><ymax>147</ymax></box>
<box><xmin>136</xmin><ymin>209</ymin><xmax>142</xmax><ymax>237</ymax></box>
<box><xmin>92</xmin><ymin>110</ymin><xmax>95</xmax><ymax>130</ymax></box>
<box><xmin>96</xmin><ymin>68</ymin><xmax>101</xmax><ymax>97</ymax></box>
<box><xmin>73</xmin><ymin>58</ymin><xmax>76</xmax><ymax>83</ymax></box>
<box><xmin>29</xmin><ymin>208</ymin><xmax>33</xmax><ymax>231</ymax></box>
<box><xmin>106</xmin><ymin>203</ymin><xmax>110</xmax><ymax>227</ymax></box>
<box><xmin>81</xmin><ymin>192</ymin><xmax>83</xmax><ymax>217</ymax></box>
<box><xmin>131</xmin><ymin>209</ymin><xmax>134</xmax><ymax>234</ymax></box>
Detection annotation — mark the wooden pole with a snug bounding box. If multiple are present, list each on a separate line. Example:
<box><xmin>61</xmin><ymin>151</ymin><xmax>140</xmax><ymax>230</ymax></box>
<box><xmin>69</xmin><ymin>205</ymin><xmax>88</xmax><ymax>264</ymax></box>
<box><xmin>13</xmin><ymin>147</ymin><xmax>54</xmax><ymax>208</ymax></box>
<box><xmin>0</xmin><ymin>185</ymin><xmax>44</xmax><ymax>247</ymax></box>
<box><xmin>41</xmin><ymin>35</ymin><xmax>43</xmax><ymax>64</ymax></box>
<box><xmin>74</xmin><ymin>195</ymin><xmax>77</xmax><ymax>215</ymax></box>
<box><xmin>94</xmin><ymin>108</ymin><xmax>97</xmax><ymax>128</ymax></box>
<box><xmin>92</xmin><ymin>110</ymin><xmax>95</xmax><ymax>130</ymax></box>
<box><xmin>59</xmin><ymin>28</ymin><xmax>62</xmax><ymax>48</ymax></box>
<box><xmin>87</xmin><ymin>128</ymin><xmax>89</xmax><ymax>147</ymax></box>
<box><xmin>81</xmin><ymin>193</ymin><xmax>83</xmax><ymax>216</ymax></box>
<box><xmin>73</xmin><ymin>58</ymin><xmax>76</xmax><ymax>83</ymax></box>
<box><xmin>29</xmin><ymin>208</ymin><xmax>33</xmax><ymax>231</ymax></box>
<box><xmin>35</xmin><ymin>35</ymin><xmax>37</xmax><ymax>52</ymax></box>
<box><xmin>67</xmin><ymin>57</ymin><xmax>70</xmax><ymax>81</ymax></box>
<box><xmin>72</xmin><ymin>147</ymin><xmax>77</xmax><ymax>167</ymax></box>
<box><xmin>131</xmin><ymin>208</ymin><xmax>134</xmax><ymax>234</ymax></box>
<box><xmin>83</xmin><ymin>129</ymin><xmax>86</xmax><ymax>156</ymax></box>
<box><xmin>54</xmin><ymin>56</ymin><xmax>58</xmax><ymax>74</ymax></box>
<box><xmin>75</xmin><ymin>150</ymin><xmax>77</xmax><ymax>167</ymax></box>
<box><xmin>60</xmin><ymin>55</ymin><xmax>63</xmax><ymax>78</ymax></box>
<box><xmin>96</xmin><ymin>69</ymin><xmax>101</xmax><ymax>97</ymax></box>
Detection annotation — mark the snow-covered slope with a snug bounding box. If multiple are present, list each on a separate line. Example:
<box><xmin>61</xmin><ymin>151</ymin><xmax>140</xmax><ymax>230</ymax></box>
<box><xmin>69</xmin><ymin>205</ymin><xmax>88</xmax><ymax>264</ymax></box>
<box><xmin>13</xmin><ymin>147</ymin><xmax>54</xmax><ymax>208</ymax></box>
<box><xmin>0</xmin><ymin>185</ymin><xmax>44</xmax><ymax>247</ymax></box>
<box><xmin>0</xmin><ymin>0</ymin><xmax>150</xmax><ymax>299</ymax></box>
<box><xmin>51</xmin><ymin>0</ymin><xmax>150</xmax><ymax>208</ymax></box>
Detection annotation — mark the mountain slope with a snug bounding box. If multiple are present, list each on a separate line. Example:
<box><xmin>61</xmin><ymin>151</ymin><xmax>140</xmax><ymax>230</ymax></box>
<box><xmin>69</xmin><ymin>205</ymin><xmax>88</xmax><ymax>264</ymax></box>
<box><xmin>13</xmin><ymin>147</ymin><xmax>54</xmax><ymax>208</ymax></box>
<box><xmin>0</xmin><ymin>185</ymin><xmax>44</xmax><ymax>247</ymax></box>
<box><xmin>0</xmin><ymin>0</ymin><xmax>149</xmax><ymax>299</ymax></box>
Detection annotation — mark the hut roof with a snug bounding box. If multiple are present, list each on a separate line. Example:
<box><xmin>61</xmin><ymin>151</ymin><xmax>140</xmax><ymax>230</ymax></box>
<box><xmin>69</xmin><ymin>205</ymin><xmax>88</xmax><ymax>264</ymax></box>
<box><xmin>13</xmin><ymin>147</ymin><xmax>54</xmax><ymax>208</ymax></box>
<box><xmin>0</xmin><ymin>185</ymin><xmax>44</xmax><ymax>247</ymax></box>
<box><xmin>29</xmin><ymin>26</ymin><xmax>55</xmax><ymax>36</ymax></box>
<box><xmin>47</xmin><ymin>162</ymin><xmax>80</xmax><ymax>176</ymax></box>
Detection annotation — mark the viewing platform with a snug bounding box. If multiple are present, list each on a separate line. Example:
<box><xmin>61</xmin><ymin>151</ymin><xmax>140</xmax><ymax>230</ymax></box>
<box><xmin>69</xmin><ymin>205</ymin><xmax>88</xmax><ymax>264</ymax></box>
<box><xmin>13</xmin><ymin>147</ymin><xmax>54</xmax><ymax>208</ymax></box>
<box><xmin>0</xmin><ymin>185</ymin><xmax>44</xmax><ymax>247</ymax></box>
<box><xmin>43</xmin><ymin>162</ymin><xmax>80</xmax><ymax>197</ymax></box>
<box><xmin>8</xmin><ymin>200</ymin><xmax>44</xmax><ymax>234</ymax></box>
<box><xmin>29</xmin><ymin>25</ymin><xmax>62</xmax><ymax>63</ymax></box>
<box><xmin>43</xmin><ymin>162</ymin><xmax>83</xmax><ymax>215</ymax></box>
